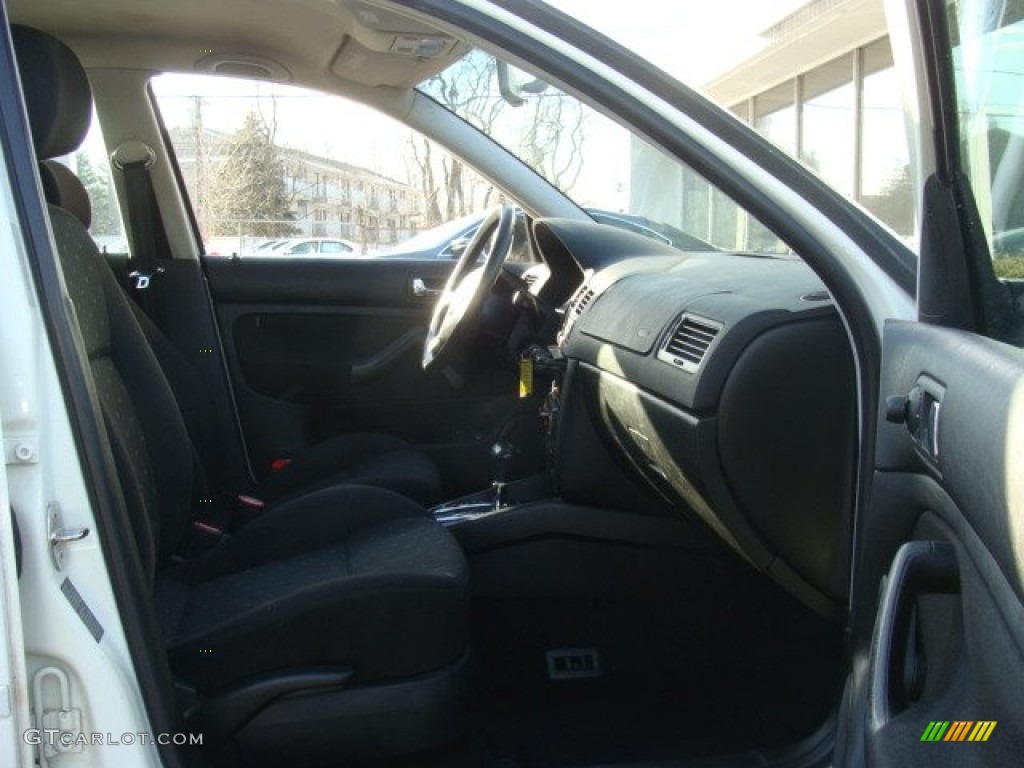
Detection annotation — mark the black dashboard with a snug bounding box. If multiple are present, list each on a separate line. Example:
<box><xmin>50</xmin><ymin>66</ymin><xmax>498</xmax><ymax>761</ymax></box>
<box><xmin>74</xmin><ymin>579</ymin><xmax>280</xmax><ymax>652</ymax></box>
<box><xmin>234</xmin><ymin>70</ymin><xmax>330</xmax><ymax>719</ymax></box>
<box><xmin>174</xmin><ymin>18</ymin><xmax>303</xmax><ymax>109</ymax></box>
<box><xmin>534</xmin><ymin>218</ymin><xmax>857</xmax><ymax>616</ymax></box>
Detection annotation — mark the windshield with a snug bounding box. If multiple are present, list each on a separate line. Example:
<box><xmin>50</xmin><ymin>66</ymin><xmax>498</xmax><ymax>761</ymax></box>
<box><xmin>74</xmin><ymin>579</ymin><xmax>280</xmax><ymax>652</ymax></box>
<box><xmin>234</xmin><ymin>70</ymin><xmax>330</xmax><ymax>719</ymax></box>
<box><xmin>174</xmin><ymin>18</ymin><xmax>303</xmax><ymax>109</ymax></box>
<box><xmin>419</xmin><ymin>52</ymin><xmax>789</xmax><ymax>255</ymax></box>
<box><xmin>386</xmin><ymin>212</ymin><xmax>479</xmax><ymax>251</ymax></box>
<box><xmin>531</xmin><ymin>1</ymin><xmax>916</xmax><ymax>249</ymax></box>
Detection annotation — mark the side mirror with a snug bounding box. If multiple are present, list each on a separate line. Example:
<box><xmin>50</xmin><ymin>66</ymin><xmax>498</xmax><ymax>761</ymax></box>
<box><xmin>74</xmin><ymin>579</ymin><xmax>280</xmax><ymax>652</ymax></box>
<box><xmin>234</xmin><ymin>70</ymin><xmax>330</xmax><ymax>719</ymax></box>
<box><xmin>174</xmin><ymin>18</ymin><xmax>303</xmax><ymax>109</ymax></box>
<box><xmin>496</xmin><ymin>60</ymin><xmax>549</xmax><ymax>107</ymax></box>
<box><xmin>446</xmin><ymin>236</ymin><xmax>471</xmax><ymax>258</ymax></box>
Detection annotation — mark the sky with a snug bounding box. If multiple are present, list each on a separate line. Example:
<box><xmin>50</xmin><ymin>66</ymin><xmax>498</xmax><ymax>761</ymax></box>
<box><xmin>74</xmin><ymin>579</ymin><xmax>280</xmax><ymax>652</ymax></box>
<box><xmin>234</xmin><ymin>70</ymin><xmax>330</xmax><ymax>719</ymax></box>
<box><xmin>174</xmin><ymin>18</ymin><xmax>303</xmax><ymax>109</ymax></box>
<box><xmin>542</xmin><ymin>0</ymin><xmax>811</xmax><ymax>84</ymax></box>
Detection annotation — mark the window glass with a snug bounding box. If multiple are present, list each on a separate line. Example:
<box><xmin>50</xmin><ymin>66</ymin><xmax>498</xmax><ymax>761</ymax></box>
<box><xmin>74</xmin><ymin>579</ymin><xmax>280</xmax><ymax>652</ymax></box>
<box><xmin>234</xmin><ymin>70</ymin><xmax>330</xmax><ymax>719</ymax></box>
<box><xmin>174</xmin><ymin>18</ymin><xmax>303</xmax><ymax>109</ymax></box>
<box><xmin>947</xmin><ymin>0</ymin><xmax>1024</xmax><ymax>278</ymax></box>
<box><xmin>58</xmin><ymin>109</ymin><xmax>129</xmax><ymax>254</ymax></box>
<box><xmin>150</xmin><ymin>74</ymin><xmax>511</xmax><ymax>260</ymax></box>
<box><xmin>725</xmin><ymin>39</ymin><xmax>914</xmax><ymax>244</ymax></box>
<box><xmin>754</xmin><ymin>82</ymin><xmax>797</xmax><ymax>155</ymax></box>
<box><xmin>801</xmin><ymin>54</ymin><xmax>855</xmax><ymax>197</ymax></box>
<box><xmin>860</xmin><ymin>40</ymin><xmax>914</xmax><ymax>238</ymax></box>
<box><xmin>320</xmin><ymin>240</ymin><xmax>351</xmax><ymax>254</ymax></box>
<box><xmin>424</xmin><ymin>52</ymin><xmax>791</xmax><ymax>255</ymax></box>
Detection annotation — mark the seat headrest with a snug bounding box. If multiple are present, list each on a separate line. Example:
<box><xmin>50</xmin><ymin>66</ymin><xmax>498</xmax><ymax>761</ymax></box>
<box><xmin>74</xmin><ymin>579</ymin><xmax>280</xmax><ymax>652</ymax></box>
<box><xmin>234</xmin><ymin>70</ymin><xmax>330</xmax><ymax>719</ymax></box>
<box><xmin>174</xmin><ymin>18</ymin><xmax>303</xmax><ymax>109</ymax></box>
<box><xmin>40</xmin><ymin>159</ymin><xmax>92</xmax><ymax>229</ymax></box>
<box><xmin>11</xmin><ymin>25</ymin><xmax>92</xmax><ymax>160</ymax></box>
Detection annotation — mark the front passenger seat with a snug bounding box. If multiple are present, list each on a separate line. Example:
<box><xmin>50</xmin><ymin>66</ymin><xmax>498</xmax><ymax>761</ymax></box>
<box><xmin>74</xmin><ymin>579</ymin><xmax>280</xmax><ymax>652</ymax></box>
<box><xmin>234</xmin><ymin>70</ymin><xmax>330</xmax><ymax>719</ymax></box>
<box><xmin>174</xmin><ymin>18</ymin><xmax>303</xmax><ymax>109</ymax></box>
<box><xmin>13</xmin><ymin>25</ymin><xmax>469</xmax><ymax>765</ymax></box>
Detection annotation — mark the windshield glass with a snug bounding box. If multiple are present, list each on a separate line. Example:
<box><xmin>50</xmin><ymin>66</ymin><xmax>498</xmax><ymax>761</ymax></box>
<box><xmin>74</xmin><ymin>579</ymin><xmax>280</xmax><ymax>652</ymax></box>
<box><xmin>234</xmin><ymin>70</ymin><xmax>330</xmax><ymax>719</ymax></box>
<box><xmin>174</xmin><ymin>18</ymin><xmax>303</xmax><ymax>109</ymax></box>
<box><xmin>419</xmin><ymin>52</ymin><xmax>789</xmax><ymax>255</ymax></box>
<box><xmin>531</xmin><ymin>1</ymin><xmax>916</xmax><ymax>248</ymax></box>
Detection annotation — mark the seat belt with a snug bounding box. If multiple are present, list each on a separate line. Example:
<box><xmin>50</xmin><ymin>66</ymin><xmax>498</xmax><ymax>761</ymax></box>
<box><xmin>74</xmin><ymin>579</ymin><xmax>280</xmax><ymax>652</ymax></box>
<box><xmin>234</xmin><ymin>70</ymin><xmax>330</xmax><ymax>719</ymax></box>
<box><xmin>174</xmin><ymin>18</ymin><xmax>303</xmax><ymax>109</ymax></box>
<box><xmin>112</xmin><ymin>140</ymin><xmax>170</xmax><ymax>320</ymax></box>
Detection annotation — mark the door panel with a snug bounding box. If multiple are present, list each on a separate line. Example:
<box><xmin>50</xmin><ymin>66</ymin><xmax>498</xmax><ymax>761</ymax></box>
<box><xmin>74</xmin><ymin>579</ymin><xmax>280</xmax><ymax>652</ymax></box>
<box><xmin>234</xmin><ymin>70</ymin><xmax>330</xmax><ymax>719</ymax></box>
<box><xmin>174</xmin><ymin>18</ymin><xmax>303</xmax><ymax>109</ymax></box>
<box><xmin>843</xmin><ymin>320</ymin><xmax>1024</xmax><ymax>766</ymax></box>
<box><xmin>205</xmin><ymin>256</ymin><xmax>530</xmax><ymax>495</ymax></box>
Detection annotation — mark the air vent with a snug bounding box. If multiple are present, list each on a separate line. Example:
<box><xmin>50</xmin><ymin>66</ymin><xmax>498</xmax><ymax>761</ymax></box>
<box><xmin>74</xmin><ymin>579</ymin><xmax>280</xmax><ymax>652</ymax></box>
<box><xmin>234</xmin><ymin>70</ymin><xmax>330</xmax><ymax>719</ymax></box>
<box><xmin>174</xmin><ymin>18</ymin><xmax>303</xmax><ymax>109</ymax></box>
<box><xmin>557</xmin><ymin>284</ymin><xmax>597</xmax><ymax>345</ymax></box>
<box><xmin>573</xmin><ymin>287</ymin><xmax>596</xmax><ymax>317</ymax></box>
<box><xmin>658</xmin><ymin>315</ymin><xmax>721</xmax><ymax>372</ymax></box>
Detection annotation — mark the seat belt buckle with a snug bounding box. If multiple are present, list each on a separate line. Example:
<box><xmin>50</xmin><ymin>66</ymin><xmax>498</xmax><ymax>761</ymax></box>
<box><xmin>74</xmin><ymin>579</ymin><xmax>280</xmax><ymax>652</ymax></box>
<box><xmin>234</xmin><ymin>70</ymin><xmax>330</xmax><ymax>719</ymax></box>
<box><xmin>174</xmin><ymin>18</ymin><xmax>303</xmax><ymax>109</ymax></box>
<box><xmin>194</xmin><ymin>520</ymin><xmax>223</xmax><ymax>537</ymax></box>
<box><xmin>269</xmin><ymin>458</ymin><xmax>292</xmax><ymax>472</ymax></box>
<box><xmin>186</xmin><ymin>519</ymin><xmax>227</xmax><ymax>557</ymax></box>
<box><xmin>237</xmin><ymin>495</ymin><xmax>265</xmax><ymax>510</ymax></box>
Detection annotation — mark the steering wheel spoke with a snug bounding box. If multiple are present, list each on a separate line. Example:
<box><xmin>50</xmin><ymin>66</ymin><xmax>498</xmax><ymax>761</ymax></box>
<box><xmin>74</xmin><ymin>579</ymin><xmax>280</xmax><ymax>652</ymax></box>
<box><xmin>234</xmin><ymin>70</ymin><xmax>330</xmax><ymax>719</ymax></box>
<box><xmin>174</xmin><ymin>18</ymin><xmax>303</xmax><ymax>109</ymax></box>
<box><xmin>422</xmin><ymin>205</ymin><xmax>517</xmax><ymax>372</ymax></box>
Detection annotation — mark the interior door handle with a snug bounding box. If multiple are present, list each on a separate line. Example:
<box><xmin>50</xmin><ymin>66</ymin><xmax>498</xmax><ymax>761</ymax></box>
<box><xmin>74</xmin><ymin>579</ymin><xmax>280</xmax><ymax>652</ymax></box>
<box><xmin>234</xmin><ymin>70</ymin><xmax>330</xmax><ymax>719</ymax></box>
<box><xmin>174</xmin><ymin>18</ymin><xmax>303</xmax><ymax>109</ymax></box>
<box><xmin>868</xmin><ymin>540</ymin><xmax>959</xmax><ymax>732</ymax></box>
<box><xmin>411</xmin><ymin>277</ymin><xmax>441</xmax><ymax>298</ymax></box>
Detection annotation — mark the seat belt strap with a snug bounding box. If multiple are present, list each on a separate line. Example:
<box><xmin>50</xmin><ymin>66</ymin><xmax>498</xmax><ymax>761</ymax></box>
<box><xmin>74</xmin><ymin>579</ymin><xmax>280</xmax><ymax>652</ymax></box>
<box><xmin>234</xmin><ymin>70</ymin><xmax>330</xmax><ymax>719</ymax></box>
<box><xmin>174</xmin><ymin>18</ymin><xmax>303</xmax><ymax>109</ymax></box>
<box><xmin>113</xmin><ymin>141</ymin><xmax>170</xmax><ymax>318</ymax></box>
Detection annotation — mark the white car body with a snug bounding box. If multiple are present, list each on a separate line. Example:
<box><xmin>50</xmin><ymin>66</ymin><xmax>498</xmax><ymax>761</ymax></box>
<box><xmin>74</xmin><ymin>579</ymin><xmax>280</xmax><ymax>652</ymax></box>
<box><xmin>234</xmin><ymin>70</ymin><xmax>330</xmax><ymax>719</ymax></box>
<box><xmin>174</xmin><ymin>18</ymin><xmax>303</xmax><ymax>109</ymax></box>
<box><xmin>1</xmin><ymin>0</ymin><xmax>1021</xmax><ymax>765</ymax></box>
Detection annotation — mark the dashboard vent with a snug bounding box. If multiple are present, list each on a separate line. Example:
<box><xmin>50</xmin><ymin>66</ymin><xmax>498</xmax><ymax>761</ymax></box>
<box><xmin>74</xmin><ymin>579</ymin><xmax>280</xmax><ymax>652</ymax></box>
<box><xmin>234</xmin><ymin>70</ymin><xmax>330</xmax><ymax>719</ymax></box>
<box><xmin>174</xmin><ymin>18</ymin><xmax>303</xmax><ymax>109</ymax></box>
<box><xmin>658</xmin><ymin>315</ymin><xmax>721</xmax><ymax>372</ymax></box>
<box><xmin>557</xmin><ymin>284</ymin><xmax>597</xmax><ymax>345</ymax></box>
<box><xmin>573</xmin><ymin>287</ymin><xmax>596</xmax><ymax>317</ymax></box>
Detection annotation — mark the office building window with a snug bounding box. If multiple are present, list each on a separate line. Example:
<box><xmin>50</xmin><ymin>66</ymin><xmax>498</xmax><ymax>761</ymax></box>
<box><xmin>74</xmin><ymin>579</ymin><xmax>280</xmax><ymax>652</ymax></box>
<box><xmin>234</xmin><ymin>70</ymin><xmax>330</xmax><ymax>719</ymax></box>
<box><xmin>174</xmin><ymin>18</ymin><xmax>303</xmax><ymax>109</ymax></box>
<box><xmin>754</xmin><ymin>82</ymin><xmax>797</xmax><ymax>155</ymax></box>
<box><xmin>733</xmin><ymin>36</ymin><xmax>913</xmax><ymax>239</ymax></box>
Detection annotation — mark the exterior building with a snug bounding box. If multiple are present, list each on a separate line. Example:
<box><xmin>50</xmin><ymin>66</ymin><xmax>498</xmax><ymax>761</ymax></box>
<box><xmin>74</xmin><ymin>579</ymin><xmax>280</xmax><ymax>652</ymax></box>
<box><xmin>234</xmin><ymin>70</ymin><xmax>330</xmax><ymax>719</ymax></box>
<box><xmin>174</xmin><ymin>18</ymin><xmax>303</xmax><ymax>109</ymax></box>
<box><xmin>632</xmin><ymin>0</ymin><xmax>913</xmax><ymax>249</ymax></box>
<box><xmin>281</xmin><ymin>145</ymin><xmax>422</xmax><ymax>248</ymax></box>
<box><xmin>169</xmin><ymin>126</ymin><xmax>424</xmax><ymax>253</ymax></box>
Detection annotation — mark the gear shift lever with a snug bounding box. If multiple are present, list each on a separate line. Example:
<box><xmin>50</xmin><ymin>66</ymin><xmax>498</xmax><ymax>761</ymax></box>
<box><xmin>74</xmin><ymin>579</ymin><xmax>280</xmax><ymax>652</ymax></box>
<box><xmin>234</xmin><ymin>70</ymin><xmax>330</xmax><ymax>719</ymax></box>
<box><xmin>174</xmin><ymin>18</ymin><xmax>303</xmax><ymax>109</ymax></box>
<box><xmin>490</xmin><ymin>441</ymin><xmax>514</xmax><ymax>509</ymax></box>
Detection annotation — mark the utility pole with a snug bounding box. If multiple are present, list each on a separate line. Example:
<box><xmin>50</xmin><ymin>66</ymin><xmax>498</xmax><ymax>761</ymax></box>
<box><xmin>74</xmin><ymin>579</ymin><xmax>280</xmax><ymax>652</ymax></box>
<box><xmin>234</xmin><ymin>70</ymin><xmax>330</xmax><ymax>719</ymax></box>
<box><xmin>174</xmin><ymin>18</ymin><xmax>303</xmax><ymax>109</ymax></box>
<box><xmin>192</xmin><ymin>94</ymin><xmax>205</xmax><ymax>236</ymax></box>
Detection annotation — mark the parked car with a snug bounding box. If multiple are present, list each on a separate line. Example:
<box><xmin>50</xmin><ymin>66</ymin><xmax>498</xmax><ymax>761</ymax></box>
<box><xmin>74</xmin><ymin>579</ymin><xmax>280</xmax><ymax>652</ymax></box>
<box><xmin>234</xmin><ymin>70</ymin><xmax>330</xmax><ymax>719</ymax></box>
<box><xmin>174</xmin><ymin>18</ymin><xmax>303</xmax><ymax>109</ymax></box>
<box><xmin>265</xmin><ymin>237</ymin><xmax>359</xmax><ymax>256</ymax></box>
<box><xmin>246</xmin><ymin>237</ymin><xmax>289</xmax><ymax>255</ymax></box>
<box><xmin>0</xmin><ymin>1</ymin><xmax>1022</xmax><ymax>767</ymax></box>
<box><xmin>374</xmin><ymin>212</ymin><xmax>484</xmax><ymax>259</ymax></box>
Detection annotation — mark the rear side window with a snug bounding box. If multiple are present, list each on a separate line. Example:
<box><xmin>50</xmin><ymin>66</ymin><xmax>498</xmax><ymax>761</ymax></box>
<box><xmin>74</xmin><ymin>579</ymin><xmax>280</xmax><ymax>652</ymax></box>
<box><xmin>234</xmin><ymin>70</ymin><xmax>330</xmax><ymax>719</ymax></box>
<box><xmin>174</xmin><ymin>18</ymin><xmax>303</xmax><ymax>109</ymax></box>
<box><xmin>57</xmin><ymin>108</ymin><xmax>130</xmax><ymax>254</ymax></box>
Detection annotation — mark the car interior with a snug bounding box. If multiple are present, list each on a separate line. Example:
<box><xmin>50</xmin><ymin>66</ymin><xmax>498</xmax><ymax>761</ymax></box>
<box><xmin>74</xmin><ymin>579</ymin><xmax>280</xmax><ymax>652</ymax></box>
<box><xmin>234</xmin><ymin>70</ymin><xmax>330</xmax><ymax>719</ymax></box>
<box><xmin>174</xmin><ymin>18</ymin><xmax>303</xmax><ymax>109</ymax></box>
<box><xmin>8</xmin><ymin>1</ymin><xmax>1017</xmax><ymax>767</ymax></box>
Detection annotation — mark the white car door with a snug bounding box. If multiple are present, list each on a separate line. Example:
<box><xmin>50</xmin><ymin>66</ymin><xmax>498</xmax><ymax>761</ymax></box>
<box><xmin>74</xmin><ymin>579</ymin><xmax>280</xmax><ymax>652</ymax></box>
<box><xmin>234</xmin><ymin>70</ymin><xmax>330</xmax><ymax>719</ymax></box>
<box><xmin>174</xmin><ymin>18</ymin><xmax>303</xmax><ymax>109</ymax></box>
<box><xmin>840</xmin><ymin>1</ymin><xmax>1024</xmax><ymax>765</ymax></box>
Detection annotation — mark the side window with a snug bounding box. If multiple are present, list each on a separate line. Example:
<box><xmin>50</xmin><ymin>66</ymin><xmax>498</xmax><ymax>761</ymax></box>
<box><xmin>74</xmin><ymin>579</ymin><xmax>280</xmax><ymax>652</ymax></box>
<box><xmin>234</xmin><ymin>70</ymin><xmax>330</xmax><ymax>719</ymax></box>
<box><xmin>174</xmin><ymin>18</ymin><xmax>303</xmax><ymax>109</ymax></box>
<box><xmin>57</xmin><ymin>109</ymin><xmax>130</xmax><ymax>254</ymax></box>
<box><xmin>149</xmin><ymin>74</ymin><xmax>518</xmax><ymax>261</ymax></box>
<box><xmin>946</xmin><ymin>0</ymin><xmax>1024</xmax><ymax>278</ymax></box>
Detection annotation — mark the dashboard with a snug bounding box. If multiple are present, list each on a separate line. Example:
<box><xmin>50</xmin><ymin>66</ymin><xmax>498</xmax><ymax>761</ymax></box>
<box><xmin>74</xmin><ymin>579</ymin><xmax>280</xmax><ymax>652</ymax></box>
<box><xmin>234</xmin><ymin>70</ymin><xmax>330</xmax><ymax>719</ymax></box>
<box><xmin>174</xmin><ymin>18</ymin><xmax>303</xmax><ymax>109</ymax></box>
<box><xmin>533</xmin><ymin>218</ymin><xmax>857</xmax><ymax>616</ymax></box>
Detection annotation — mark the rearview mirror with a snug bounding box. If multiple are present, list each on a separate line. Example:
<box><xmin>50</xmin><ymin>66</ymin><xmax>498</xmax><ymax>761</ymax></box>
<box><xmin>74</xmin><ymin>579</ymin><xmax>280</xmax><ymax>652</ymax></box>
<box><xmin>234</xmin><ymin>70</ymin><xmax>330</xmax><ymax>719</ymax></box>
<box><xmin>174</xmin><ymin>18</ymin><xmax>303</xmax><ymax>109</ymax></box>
<box><xmin>496</xmin><ymin>60</ymin><xmax>549</xmax><ymax>106</ymax></box>
<box><xmin>447</xmin><ymin>236</ymin><xmax>471</xmax><ymax>257</ymax></box>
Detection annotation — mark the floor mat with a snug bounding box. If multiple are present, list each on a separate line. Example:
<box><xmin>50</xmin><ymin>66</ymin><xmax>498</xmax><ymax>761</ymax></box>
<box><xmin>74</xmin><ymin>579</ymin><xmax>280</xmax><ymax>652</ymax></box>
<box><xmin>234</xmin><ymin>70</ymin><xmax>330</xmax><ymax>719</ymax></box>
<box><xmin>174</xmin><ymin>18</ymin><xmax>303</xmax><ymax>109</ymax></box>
<box><xmin>467</xmin><ymin>562</ymin><xmax>843</xmax><ymax>767</ymax></box>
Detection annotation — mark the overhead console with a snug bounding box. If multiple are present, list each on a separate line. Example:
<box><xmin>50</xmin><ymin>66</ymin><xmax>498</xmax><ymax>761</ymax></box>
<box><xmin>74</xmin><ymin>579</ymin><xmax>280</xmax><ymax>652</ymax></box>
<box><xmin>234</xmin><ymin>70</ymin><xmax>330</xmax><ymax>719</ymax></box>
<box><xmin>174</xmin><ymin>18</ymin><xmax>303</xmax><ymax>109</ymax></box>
<box><xmin>537</xmin><ymin>219</ymin><xmax>856</xmax><ymax>616</ymax></box>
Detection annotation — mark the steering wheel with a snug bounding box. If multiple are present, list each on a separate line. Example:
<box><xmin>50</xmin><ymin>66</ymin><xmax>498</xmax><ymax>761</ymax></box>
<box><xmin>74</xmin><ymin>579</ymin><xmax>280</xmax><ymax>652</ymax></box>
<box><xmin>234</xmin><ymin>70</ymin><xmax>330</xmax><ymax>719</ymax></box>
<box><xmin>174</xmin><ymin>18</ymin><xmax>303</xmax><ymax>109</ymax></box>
<box><xmin>422</xmin><ymin>204</ymin><xmax>516</xmax><ymax>371</ymax></box>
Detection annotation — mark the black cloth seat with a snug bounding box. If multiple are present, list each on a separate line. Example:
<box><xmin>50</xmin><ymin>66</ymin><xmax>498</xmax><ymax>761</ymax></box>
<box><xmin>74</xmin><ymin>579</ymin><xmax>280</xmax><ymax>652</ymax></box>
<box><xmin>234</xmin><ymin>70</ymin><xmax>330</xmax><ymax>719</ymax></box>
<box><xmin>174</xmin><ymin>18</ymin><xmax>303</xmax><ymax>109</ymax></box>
<box><xmin>13</xmin><ymin>23</ymin><xmax>469</xmax><ymax>743</ymax></box>
<box><xmin>38</xmin><ymin>161</ymin><xmax>443</xmax><ymax>507</ymax></box>
<box><xmin>43</xmin><ymin>202</ymin><xmax>469</xmax><ymax>692</ymax></box>
<box><xmin>156</xmin><ymin>486</ymin><xmax>468</xmax><ymax>693</ymax></box>
<box><xmin>249</xmin><ymin>431</ymin><xmax>441</xmax><ymax>506</ymax></box>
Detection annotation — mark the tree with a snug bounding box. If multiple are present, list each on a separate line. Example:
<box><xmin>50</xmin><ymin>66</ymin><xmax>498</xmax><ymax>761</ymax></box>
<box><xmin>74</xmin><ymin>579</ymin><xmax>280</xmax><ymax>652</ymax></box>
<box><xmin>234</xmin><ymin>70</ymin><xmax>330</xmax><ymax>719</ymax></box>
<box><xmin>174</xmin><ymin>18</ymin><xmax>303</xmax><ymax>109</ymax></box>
<box><xmin>206</xmin><ymin>111</ymin><xmax>297</xmax><ymax>237</ymax></box>
<box><xmin>408</xmin><ymin>53</ymin><xmax>502</xmax><ymax>228</ymax></box>
<box><xmin>407</xmin><ymin>51</ymin><xmax>586</xmax><ymax>229</ymax></box>
<box><xmin>75</xmin><ymin>154</ymin><xmax>120</xmax><ymax>237</ymax></box>
<box><xmin>518</xmin><ymin>92</ymin><xmax>585</xmax><ymax>191</ymax></box>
